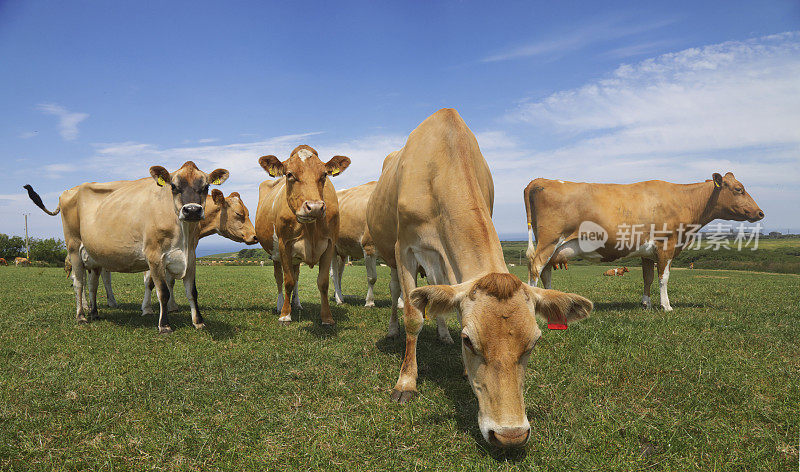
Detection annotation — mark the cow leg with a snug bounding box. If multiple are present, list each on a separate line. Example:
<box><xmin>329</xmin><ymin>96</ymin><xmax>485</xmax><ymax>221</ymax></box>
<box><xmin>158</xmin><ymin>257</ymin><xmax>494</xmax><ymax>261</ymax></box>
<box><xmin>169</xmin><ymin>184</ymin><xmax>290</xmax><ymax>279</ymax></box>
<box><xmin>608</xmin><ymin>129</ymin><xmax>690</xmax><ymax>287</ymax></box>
<box><xmin>274</xmin><ymin>260</ymin><xmax>285</xmax><ymax>314</ymax></box>
<box><xmin>86</xmin><ymin>269</ymin><xmax>100</xmax><ymax>320</ymax></box>
<box><xmin>278</xmin><ymin>244</ymin><xmax>296</xmax><ymax>323</ymax></box>
<box><xmin>167</xmin><ymin>276</ymin><xmax>180</xmax><ymax>312</ymax></box>
<box><xmin>142</xmin><ymin>272</ymin><xmax>156</xmax><ymax>315</ymax></box>
<box><xmin>101</xmin><ymin>270</ymin><xmax>117</xmax><ymax>308</ymax></box>
<box><xmin>70</xmin><ymin>255</ymin><xmax>89</xmax><ymax>323</ymax></box>
<box><xmin>641</xmin><ymin>258</ymin><xmax>654</xmax><ymax>309</ymax></box>
<box><xmin>364</xmin><ymin>251</ymin><xmax>377</xmax><ymax>307</ymax></box>
<box><xmin>317</xmin><ymin>242</ymin><xmax>335</xmax><ymax>325</ymax></box>
<box><xmin>387</xmin><ymin>266</ymin><xmax>401</xmax><ymax>337</ymax></box>
<box><xmin>540</xmin><ymin>264</ymin><xmax>554</xmax><ymax>290</ymax></box>
<box><xmin>150</xmin><ymin>269</ymin><xmax>173</xmax><ymax>334</ymax></box>
<box><xmin>291</xmin><ymin>263</ymin><xmax>302</xmax><ymax>311</ymax></box>
<box><xmin>183</xmin><ymin>269</ymin><xmax>204</xmax><ymax>329</ymax></box>
<box><xmin>657</xmin><ymin>255</ymin><xmax>674</xmax><ymax>312</ymax></box>
<box><xmin>528</xmin><ymin>241</ymin><xmax>558</xmax><ymax>287</ymax></box>
<box><xmin>391</xmin><ymin>245</ymin><xmax>422</xmax><ymax>403</ymax></box>
<box><xmin>332</xmin><ymin>254</ymin><xmax>345</xmax><ymax>305</ymax></box>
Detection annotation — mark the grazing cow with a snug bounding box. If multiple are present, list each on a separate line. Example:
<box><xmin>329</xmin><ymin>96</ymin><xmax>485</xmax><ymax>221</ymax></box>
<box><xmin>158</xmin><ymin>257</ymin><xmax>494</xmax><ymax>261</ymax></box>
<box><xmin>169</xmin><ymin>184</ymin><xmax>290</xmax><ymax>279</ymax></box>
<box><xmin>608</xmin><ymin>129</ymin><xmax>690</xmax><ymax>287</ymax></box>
<box><xmin>367</xmin><ymin>108</ymin><xmax>592</xmax><ymax>448</ymax></box>
<box><xmin>603</xmin><ymin>268</ymin><xmax>617</xmax><ymax>276</ymax></box>
<box><xmin>14</xmin><ymin>257</ymin><xmax>30</xmax><ymax>267</ymax></box>
<box><xmin>617</xmin><ymin>266</ymin><xmax>629</xmax><ymax>276</ymax></box>
<box><xmin>24</xmin><ymin>161</ymin><xmax>229</xmax><ymax>332</ymax></box>
<box><xmin>0</xmin><ymin>258</ymin><xmax>6</xmax><ymax>266</ymax></box>
<box><xmin>524</xmin><ymin>173</ymin><xmax>763</xmax><ymax>310</ymax></box>
<box><xmin>254</xmin><ymin>145</ymin><xmax>351</xmax><ymax>325</ymax></box>
<box><xmin>329</xmin><ymin>181</ymin><xmax>380</xmax><ymax>307</ymax></box>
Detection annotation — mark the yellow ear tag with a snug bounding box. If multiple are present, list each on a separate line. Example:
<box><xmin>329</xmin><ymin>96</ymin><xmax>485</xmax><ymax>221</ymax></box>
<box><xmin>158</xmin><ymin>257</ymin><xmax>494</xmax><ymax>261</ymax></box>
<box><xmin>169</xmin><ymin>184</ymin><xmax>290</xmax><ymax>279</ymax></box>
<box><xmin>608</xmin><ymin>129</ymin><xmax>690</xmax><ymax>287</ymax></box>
<box><xmin>528</xmin><ymin>222</ymin><xmax>532</xmax><ymax>228</ymax></box>
<box><xmin>157</xmin><ymin>177</ymin><xmax>168</xmax><ymax>187</ymax></box>
<box><xmin>210</xmin><ymin>178</ymin><xmax>222</xmax><ymax>185</ymax></box>
<box><xmin>330</xmin><ymin>167</ymin><xmax>340</xmax><ymax>176</ymax></box>
<box><xmin>269</xmin><ymin>167</ymin><xmax>278</xmax><ymax>177</ymax></box>
<box><xmin>424</xmin><ymin>304</ymin><xmax>429</xmax><ymax>320</ymax></box>
<box><xmin>714</xmin><ymin>180</ymin><xmax>721</xmax><ymax>188</ymax></box>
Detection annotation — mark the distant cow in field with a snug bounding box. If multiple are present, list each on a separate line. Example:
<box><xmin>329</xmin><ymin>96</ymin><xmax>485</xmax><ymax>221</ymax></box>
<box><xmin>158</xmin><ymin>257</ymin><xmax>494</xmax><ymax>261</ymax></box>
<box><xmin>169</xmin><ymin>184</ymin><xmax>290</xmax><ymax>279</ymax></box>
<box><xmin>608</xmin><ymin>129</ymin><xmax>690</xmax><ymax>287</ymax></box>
<box><xmin>603</xmin><ymin>267</ymin><xmax>629</xmax><ymax>276</ymax></box>
<box><xmin>14</xmin><ymin>257</ymin><xmax>30</xmax><ymax>267</ymax></box>
<box><xmin>0</xmin><ymin>258</ymin><xmax>6</xmax><ymax>266</ymax></box>
<box><xmin>25</xmin><ymin>161</ymin><xmax>229</xmax><ymax>332</ymax></box>
<box><xmin>255</xmin><ymin>145</ymin><xmax>350</xmax><ymax>325</ymax></box>
<box><xmin>367</xmin><ymin>108</ymin><xmax>592</xmax><ymax>448</ymax></box>
<box><xmin>524</xmin><ymin>173</ymin><xmax>763</xmax><ymax>310</ymax></box>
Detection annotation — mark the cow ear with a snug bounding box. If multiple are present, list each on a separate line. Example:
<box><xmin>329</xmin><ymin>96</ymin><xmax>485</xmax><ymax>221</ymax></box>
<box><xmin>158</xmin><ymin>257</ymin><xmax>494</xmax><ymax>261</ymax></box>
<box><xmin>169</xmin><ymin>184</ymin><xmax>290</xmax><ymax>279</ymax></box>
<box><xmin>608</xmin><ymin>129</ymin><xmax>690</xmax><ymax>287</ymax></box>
<box><xmin>228</xmin><ymin>191</ymin><xmax>240</xmax><ymax>199</ymax></box>
<box><xmin>150</xmin><ymin>166</ymin><xmax>171</xmax><ymax>187</ymax></box>
<box><xmin>712</xmin><ymin>173</ymin><xmax>723</xmax><ymax>189</ymax></box>
<box><xmin>259</xmin><ymin>155</ymin><xmax>285</xmax><ymax>177</ymax></box>
<box><xmin>410</xmin><ymin>281</ymin><xmax>470</xmax><ymax>318</ymax></box>
<box><xmin>208</xmin><ymin>169</ymin><xmax>229</xmax><ymax>185</ymax></box>
<box><xmin>211</xmin><ymin>189</ymin><xmax>226</xmax><ymax>206</ymax></box>
<box><xmin>526</xmin><ymin>285</ymin><xmax>592</xmax><ymax>328</ymax></box>
<box><xmin>325</xmin><ymin>155</ymin><xmax>351</xmax><ymax>177</ymax></box>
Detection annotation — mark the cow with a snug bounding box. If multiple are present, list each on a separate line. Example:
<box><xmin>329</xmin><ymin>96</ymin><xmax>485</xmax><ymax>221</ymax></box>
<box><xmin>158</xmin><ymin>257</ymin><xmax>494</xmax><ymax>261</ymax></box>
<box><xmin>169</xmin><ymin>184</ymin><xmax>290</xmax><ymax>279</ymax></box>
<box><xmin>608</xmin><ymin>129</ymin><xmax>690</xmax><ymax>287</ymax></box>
<box><xmin>329</xmin><ymin>181</ymin><xmax>380</xmax><ymax>307</ymax></box>
<box><xmin>366</xmin><ymin>108</ymin><xmax>592</xmax><ymax>448</ymax></box>
<box><xmin>524</xmin><ymin>173</ymin><xmax>764</xmax><ymax>311</ymax></box>
<box><xmin>0</xmin><ymin>258</ymin><xmax>6</xmax><ymax>266</ymax></box>
<box><xmin>24</xmin><ymin>161</ymin><xmax>229</xmax><ymax>332</ymax></box>
<box><xmin>254</xmin><ymin>145</ymin><xmax>351</xmax><ymax>325</ymax></box>
<box><xmin>14</xmin><ymin>257</ymin><xmax>30</xmax><ymax>267</ymax></box>
<box><xmin>617</xmin><ymin>266</ymin><xmax>629</xmax><ymax>276</ymax></box>
<box><xmin>133</xmin><ymin>190</ymin><xmax>257</xmax><ymax>314</ymax></box>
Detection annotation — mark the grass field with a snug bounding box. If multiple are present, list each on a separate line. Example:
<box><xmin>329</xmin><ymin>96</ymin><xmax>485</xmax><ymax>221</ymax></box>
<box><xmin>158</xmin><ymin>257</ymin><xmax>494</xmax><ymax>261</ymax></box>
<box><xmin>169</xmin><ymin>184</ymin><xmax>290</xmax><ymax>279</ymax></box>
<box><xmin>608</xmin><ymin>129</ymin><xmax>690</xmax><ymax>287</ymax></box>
<box><xmin>0</xmin><ymin>264</ymin><xmax>798</xmax><ymax>471</ymax></box>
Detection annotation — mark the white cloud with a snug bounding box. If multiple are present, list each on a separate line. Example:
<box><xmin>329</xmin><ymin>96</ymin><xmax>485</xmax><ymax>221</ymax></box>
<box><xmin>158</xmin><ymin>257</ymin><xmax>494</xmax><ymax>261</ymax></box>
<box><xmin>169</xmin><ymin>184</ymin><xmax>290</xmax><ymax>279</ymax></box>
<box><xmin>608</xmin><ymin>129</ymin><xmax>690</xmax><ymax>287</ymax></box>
<box><xmin>37</xmin><ymin>103</ymin><xmax>89</xmax><ymax>141</ymax></box>
<box><xmin>19</xmin><ymin>131</ymin><xmax>38</xmax><ymax>139</ymax></box>
<box><xmin>481</xmin><ymin>17</ymin><xmax>674</xmax><ymax>63</ymax></box>
<box><xmin>197</xmin><ymin>138</ymin><xmax>219</xmax><ymax>144</ymax></box>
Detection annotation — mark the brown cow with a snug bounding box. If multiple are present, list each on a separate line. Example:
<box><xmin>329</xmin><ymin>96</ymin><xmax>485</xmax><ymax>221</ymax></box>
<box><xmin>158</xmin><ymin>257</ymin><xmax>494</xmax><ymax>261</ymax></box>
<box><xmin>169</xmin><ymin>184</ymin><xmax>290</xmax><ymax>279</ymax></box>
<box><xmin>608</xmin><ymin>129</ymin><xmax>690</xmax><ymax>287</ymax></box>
<box><xmin>367</xmin><ymin>108</ymin><xmax>592</xmax><ymax>448</ymax></box>
<box><xmin>14</xmin><ymin>257</ymin><xmax>30</xmax><ymax>267</ymax></box>
<box><xmin>25</xmin><ymin>161</ymin><xmax>229</xmax><ymax>332</ymax></box>
<box><xmin>0</xmin><ymin>258</ymin><xmax>6</xmax><ymax>266</ymax></box>
<box><xmin>254</xmin><ymin>145</ymin><xmax>350</xmax><ymax>325</ymax></box>
<box><xmin>524</xmin><ymin>173</ymin><xmax>763</xmax><ymax>310</ymax></box>
<box><xmin>329</xmin><ymin>181</ymin><xmax>380</xmax><ymax>307</ymax></box>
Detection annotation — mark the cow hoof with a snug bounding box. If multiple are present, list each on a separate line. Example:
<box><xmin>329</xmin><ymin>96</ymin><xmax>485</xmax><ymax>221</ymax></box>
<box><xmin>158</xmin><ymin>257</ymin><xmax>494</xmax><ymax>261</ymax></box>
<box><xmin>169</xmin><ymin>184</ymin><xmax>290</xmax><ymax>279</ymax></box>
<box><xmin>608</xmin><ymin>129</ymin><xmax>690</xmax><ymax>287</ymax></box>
<box><xmin>107</xmin><ymin>301</ymin><xmax>118</xmax><ymax>308</ymax></box>
<box><xmin>390</xmin><ymin>389</ymin><xmax>417</xmax><ymax>404</ymax></box>
<box><xmin>193</xmin><ymin>322</ymin><xmax>206</xmax><ymax>330</ymax></box>
<box><xmin>387</xmin><ymin>325</ymin><xmax>400</xmax><ymax>338</ymax></box>
<box><xmin>364</xmin><ymin>301</ymin><xmax>375</xmax><ymax>308</ymax></box>
<box><xmin>278</xmin><ymin>315</ymin><xmax>292</xmax><ymax>324</ymax></box>
<box><xmin>662</xmin><ymin>305</ymin><xmax>673</xmax><ymax>312</ymax></box>
<box><xmin>438</xmin><ymin>334</ymin><xmax>454</xmax><ymax>345</ymax></box>
<box><xmin>76</xmin><ymin>316</ymin><xmax>89</xmax><ymax>324</ymax></box>
<box><xmin>321</xmin><ymin>319</ymin><xmax>336</xmax><ymax>326</ymax></box>
<box><xmin>168</xmin><ymin>306</ymin><xmax>180</xmax><ymax>313</ymax></box>
<box><xmin>159</xmin><ymin>326</ymin><xmax>173</xmax><ymax>334</ymax></box>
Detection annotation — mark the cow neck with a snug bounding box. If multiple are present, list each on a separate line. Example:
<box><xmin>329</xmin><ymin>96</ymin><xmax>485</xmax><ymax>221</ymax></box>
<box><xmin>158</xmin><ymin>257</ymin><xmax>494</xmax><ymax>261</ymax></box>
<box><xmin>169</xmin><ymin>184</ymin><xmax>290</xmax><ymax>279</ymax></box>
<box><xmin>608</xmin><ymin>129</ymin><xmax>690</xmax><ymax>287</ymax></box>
<box><xmin>198</xmin><ymin>200</ymin><xmax>220</xmax><ymax>239</ymax></box>
<box><xmin>177</xmin><ymin>218</ymin><xmax>201</xmax><ymax>279</ymax></box>
<box><xmin>687</xmin><ymin>181</ymin><xmax>721</xmax><ymax>227</ymax></box>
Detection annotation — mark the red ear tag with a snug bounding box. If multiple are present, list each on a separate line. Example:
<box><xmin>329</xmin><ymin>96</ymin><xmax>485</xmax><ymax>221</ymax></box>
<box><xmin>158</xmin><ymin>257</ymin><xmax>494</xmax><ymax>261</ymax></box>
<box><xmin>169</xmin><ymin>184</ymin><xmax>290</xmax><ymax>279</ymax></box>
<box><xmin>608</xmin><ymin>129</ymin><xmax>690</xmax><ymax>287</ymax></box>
<box><xmin>547</xmin><ymin>323</ymin><xmax>568</xmax><ymax>330</ymax></box>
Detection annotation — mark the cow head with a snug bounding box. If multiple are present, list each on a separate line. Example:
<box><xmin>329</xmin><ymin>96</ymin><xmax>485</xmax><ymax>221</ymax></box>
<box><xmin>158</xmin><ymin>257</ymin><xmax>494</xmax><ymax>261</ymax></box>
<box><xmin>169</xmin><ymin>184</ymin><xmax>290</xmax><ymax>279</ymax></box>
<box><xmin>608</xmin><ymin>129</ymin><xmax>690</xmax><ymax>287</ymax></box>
<box><xmin>410</xmin><ymin>272</ymin><xmax>592</xmax><ymax>449</ymax></box>
<box><xmin>711</xmin><ymin>172</ymin><xmax>764</xmax><ymax>222</ymax></box>
<box><xmin>150</xmin><ymin>161</ymin><xmax>229</xmax><ymax>222</ymax></box>
<box><xmin>210</xmin><ymin>190</ymin><xmax>258</xmax><ymax>244</ymax></box>
<box><xmin>258</xmin><ymin>145</ymin><xmax>350</xmax><ymax>224</ymax></box>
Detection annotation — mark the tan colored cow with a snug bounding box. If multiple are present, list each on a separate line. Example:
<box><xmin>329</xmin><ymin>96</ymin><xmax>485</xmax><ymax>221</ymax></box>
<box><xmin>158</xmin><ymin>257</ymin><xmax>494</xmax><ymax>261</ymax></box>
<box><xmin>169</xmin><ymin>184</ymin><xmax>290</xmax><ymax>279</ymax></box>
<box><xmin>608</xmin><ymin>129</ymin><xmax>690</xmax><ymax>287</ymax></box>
<box><xmin>524</xmin><ymin>173</ymin><xmax>764</xmax><ymax>310</ymax></box>
<box><xmin>366</xmin><ymin>108</ymin><xmax>592</xmax><ymax>448</ymax></box>
<box><xmin>329</xmin><ymin>181</ymin><xmax>381</xmax><ymax>307</ymax></box>
<box><xmin>14</xmin><ymin>257</ymin><xmax>30</xmax><ymax>267</ymax></box>
<box><xmin>24</xmin><ymin>161</ymin><xmax>229</xmax><ymax>332</ymax></box>
<box><xmin>254</xmin><ymin>145</ymin><xmax>350</xmax><ymax>325</ymax></box>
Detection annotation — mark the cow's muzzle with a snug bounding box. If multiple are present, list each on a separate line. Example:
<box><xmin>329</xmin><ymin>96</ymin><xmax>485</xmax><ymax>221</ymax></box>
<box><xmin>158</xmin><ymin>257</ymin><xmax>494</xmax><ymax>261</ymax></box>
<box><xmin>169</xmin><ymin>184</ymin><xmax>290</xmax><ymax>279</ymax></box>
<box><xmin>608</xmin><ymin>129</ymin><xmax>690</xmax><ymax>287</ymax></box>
<box><xmin>749</xmin><ymin>209</ymin><xmax>765</xmax><ymax>222</ymax></box>
<box><xmin>487</xmin><ymin>426</ymin><xmax>531</xmax><ymax>448</ymax></box>
<box><xmin>179</xmin><ymin>203</ymin><xmax>204</xmax><ymax>221</ymax></box>
<box><xmin>296</xmin><ymin>200</ymin><xmax>325</xmax><ymax>223</ymax></box>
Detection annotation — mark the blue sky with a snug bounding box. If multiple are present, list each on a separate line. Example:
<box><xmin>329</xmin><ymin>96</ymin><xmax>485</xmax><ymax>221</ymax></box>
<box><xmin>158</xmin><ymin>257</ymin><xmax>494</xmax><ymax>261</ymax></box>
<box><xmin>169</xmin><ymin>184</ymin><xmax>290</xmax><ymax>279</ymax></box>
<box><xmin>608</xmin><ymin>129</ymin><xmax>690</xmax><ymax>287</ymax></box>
<box><xmin>1</xmin><ymin>0</ymin><xmax>798</xmax><ymax>254</ymax></box>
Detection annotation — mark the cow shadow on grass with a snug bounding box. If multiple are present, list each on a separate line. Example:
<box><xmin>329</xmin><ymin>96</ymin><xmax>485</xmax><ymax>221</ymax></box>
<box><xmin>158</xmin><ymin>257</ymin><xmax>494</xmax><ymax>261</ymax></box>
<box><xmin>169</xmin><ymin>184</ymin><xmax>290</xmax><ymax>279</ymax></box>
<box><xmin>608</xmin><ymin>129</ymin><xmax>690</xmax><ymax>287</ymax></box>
<box><xmin>291</xmin><ymin>303</ymin><xmax>352</xmax><ymax>338</ymax></box>
<box><xmin>376</xmin><ymin>326</ymin><xmax>528</xmax><ymax>462</ymax></box>
<box><xmin>95</xmin><ymin>303</ymin><xmax>237</xmax><ymax>340</ymax></box>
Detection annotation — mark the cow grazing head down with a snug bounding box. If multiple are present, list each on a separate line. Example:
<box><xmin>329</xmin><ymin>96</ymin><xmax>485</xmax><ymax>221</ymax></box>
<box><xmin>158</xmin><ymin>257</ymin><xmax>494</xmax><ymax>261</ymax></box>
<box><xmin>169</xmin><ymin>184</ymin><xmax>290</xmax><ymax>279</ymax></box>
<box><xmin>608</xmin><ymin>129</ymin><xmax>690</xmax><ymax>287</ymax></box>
<box><xmin>410</xmin><ymin>272</ymin><xmax>592</xmax><ymax>448</ymax></box>
<box><xmin>150</xmin><ymin>161</ymin><xmax>229</xmax><ymax>222</ymax></box>
<box><xmin>210</xmin><ymin>190</ymin><xmax>258</xmax><ymax>244</ymax></box>
<box><xmin>258</xmin><ymin>145</ymin><xmax>351</xmax><ymax>223</ymax></box>
<box><xmin>711</xmin><ymin>172</ymin><xmax>764</xmax><ymax>223</ymax></box>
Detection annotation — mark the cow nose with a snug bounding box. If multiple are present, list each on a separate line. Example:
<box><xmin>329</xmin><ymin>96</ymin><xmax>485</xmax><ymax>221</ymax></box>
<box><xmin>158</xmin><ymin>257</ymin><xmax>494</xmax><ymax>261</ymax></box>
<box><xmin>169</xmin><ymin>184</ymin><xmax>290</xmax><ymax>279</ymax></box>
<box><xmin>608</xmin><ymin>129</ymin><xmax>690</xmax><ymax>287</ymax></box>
<box><xmin>757</xmin><ymin>210</ymin><xmax>764</xmax><ymax>219</ymax></box>
<box><xmin>488</xmin><ymin>427</ymin><xmax>530</xmax><ymax>448</ymax></box>
<box><xmin>180</xmin><ymin>203</ymin><xmax>204</xmax><ymax>221</ymax></box>
<box><xmin>302</xmin><ymin>201</ymin><xmax>326</xmax><ymax>218</ymax></box>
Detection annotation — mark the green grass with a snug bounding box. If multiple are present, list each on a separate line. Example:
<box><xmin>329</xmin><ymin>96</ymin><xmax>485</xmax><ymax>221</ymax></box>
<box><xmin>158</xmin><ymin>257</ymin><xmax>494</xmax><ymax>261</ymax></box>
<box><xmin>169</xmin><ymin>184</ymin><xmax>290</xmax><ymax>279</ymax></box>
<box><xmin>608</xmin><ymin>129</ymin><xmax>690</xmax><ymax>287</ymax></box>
<box><xmin>0</xmin><ymin>264</ymin><xmax>798</xmax><ymax>471</ymax></box>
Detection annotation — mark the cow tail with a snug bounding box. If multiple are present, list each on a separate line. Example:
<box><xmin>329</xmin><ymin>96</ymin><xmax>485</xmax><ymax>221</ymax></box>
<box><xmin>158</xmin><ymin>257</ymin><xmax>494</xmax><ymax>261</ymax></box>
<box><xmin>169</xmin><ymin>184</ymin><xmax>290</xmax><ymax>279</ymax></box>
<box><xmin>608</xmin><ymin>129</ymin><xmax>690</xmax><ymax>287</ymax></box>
<box><xmin>23</xmin><ymin>185</ymin><xmax>60</xmax><ymax>216</ymax></box>
<box><xmin>523</xmin><ymin>182</ymin><xmax>536</xmax><ymax>258</ymax></box>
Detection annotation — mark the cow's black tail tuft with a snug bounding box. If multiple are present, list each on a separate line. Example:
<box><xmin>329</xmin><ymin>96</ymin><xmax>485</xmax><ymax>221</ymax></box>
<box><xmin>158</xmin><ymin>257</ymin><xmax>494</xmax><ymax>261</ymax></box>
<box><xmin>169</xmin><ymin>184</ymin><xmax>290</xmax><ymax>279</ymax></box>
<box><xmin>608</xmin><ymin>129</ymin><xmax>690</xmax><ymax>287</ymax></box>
<box><xmin>23</xmin><ymin>185</ymin><xmax>60</xmax><ymax>216</ymax></box>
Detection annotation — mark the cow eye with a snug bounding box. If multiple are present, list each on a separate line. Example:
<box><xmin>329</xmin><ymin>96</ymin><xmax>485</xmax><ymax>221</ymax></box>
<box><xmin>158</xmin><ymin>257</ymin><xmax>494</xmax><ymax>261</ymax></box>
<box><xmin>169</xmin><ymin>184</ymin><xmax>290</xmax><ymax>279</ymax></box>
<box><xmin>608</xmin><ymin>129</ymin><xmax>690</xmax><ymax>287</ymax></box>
<box><xmin>170</xmin><ymin>183</ymin><xmax>179</xmax><ymax>194</ymax></box>
<box><xmin>461</xmin><ymin>334</ymin><xmax>478</xmax><ymax>355</ymax></box>
<box><xmin>286</xmin><ymin>172</ymin><xmax>296</xmax><ymax>181</ymax></box>
<box><xmin>319</xmin><ymin>175</ymin><xmax>327</xmax><ymax>183</ymax></box>
<box><xmin>202</xmin><ymin>184</ymin><xmax>209</xmax><ymax>193</ymax></box>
